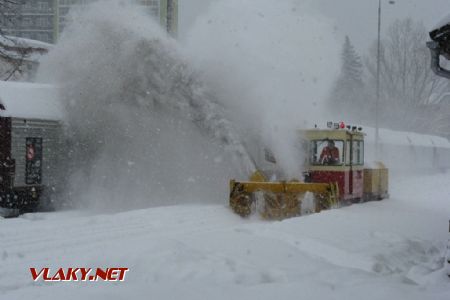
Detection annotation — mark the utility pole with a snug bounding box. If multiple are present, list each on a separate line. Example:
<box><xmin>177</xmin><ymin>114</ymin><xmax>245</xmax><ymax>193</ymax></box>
<box><xmin>375</xmin><ymin>0</ymin><xmax>381</xmax><ymax>160</ymax></box>
<box><xmin>375</xmin><ymin>0</ymin><xmax>395</xmax><ymax>160</ymax></box>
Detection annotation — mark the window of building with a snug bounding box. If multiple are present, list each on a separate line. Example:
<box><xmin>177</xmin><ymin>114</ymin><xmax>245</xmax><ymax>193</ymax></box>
<box><xmin>38</xmin><ymin>1</ymin><xmax>49</xmax><ymax>11</ymax></box>
<box><xmin>36</xmin><ymin>32</ymin><xmax>48</xmax><ymax>42</ymax></box>
<box><xmin>21</xmin><ymin>32</ymin><xmax>32</xmax><ymax>39</ymax></box>
<box><xmin>36</xmin><ymin>17</ymin><xmax>48</xmax><ymax>27</ymax></box>
<box><xmin>23</xmin><ymin>2</ymin><xmax>32</xmax><ymax>11</ymax></box>
<box><xmin>22</xmin><ymin>17</ymin><xmax>32</xmax><ymax>27</ymax></box>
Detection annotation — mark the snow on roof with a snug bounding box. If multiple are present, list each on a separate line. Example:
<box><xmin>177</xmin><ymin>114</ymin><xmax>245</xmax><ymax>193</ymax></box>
<box><xmin>0</xmin><ymin>36</ymin><xmax>52</xmax><ymax>63</ymax></box>
<box><xmin>0</xmin><ymin>81</ymin><xmax>63</xmax><ymax>120</ymax></box>
<box><xmin>0</xmin><ymin>35</ymin><xmax>52</xmax><ymax>50</ymax></box>
<box><xmin>432</xmin><ymin>13</ymin><xmax>450</xmax><ymax>32</ymax></box>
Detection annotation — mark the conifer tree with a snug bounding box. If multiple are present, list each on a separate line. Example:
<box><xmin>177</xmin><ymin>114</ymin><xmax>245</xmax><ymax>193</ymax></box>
<box><xmin>329</xmin><ymin>36</ymin><xmax>364</xmax><ymax>116</ymax></box>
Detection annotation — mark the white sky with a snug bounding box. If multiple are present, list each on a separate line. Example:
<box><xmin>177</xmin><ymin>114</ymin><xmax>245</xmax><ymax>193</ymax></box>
<box><xmin>179</xmin><ymin>0</ymin><xmax>450</xmax><ymax>52</ymax></box>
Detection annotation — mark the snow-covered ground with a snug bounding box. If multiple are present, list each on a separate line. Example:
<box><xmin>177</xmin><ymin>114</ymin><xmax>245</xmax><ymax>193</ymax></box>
<box><xmin>0</xmin><ymin>171</ymin><xmax>449</xmax><ymax>300</ymax></box>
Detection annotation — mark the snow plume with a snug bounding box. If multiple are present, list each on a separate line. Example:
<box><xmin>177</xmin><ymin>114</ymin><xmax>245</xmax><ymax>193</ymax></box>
<box><xmin>37</xmin><ymin>1</ymin><xmax>254</xmax><ymax>210</ymax></box>
<box><xmin>184</xmin><ymin>0</ymin><xmax>340</xmax><ymax>178</ymax></box>
<box><xmin>37</xmin><ymin>0</ymin><xmax>338</xmax><ymax>210</ymax></box>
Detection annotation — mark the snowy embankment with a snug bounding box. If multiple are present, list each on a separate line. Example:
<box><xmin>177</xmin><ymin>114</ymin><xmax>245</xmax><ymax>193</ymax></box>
<box><xmin>0</xmin><ymin>172</ymin><xmax>449</xmax><ymax>300</ymax></box>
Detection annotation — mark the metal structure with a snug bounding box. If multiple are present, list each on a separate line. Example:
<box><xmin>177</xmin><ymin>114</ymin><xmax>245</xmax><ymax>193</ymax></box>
<box><xmin>375</xmin><ymin>0</ymin><xmax>396</xmax><ymax>160</ymax></box>
<box><xmin>427</xmin><ymin>19</ymin><xmax>450</xmax><ymax>278</ymax></box>
<box><xmin>427</xmin><ymin>23</ymin><xmax>450</xmax><ymax>79</ymax></box>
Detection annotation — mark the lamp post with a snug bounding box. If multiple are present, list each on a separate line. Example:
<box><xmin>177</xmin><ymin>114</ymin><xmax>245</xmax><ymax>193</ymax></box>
<box><xmin>375</xmin><ymin>0</ymin><xmax>395</xmax><ymax>160</ymax></box>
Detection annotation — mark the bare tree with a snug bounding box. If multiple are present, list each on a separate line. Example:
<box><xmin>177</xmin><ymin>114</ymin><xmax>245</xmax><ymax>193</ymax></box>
<box><xmin>365</xmin><ymin>18</ymin><xmax>450</xmax><ymax>133</ymax></box>
<box><xmin>0</xmin><ymin>0</ymin><xmax>49</xmax><ymax>80</ymax></box>
<box><xmin>0</xmin><ymin>0</ymin><xmax>22</xmax><ymax>79</ymax></box>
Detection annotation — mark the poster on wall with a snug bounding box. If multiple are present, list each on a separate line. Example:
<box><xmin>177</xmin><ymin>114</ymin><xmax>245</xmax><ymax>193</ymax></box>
<box><xmin>25</xmin><ymin>137</ymin><xmax>43</xmax><ymax>185</ymax></box>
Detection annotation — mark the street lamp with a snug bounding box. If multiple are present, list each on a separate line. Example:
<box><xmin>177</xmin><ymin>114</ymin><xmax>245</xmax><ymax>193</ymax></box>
<box><xmin>375</xmin><ymin>0</ymin><xmax>395</xmax><ymax>160</ymax></box>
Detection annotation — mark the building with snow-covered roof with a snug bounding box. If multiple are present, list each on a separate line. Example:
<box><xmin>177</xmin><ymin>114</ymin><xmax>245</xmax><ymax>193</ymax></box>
<box><xmin>0</xmin><ymin>81</ymin><xmax>62</xmax><ymax>213</ymax></box>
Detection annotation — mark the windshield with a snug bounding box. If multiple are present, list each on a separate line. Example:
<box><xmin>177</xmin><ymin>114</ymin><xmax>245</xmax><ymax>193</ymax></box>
<box><xmin>310</xmin><ymin>140</ymin><xmax>344</xmax><ymax>166</ymax></box>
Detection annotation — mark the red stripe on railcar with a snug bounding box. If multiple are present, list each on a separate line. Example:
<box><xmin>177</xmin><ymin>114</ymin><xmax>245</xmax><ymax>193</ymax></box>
<box><xmin>310</xmin><ymin>170</ymin><xmax>363</xmax><ymax>202</ymax></box>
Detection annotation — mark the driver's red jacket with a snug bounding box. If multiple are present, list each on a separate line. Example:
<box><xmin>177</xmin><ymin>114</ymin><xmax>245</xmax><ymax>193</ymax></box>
<box><xmin>320</xmin><ymin>146</ymin><xmax>340</xmax><ymax>163</ymax></box>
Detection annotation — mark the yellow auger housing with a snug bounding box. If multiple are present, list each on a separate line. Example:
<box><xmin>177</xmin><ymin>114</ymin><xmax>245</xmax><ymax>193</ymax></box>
<box><xmin>230</xmin><ymin>171</ymin><xmax>339</xmax><ymax>219</ymax></box>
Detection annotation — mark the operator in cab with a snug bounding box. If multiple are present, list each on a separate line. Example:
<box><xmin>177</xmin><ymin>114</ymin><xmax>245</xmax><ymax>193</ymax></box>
<box><xmin>320</xmin><ymin>140</ymin><xmax>340</xmax><ymax>165</ymax></box>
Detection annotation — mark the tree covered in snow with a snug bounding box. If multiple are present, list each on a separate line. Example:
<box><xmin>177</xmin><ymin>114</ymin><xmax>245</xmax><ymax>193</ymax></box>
<box><xmin>328</xmin><ymin>36</ymin><xmax>365</xmax><ymax>117</ymax></box>
<box><xmin>0</xmin><ymin>0</ymin><xmax>20</xmax><ymax>78</ymax></box>
<box><xmin>340</xmin><ymin>36</ymin><xmax>364</xmax><ymax>87</ymax></box>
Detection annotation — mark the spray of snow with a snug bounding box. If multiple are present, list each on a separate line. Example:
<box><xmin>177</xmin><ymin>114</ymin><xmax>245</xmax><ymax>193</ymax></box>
<box><xmin>184</xmin><ymin>0</ymin><xmax>339</xmax><ymax>177</ymax></box>
<box><xmin>37</xmin><ymin>0</ymin><xmax>339</xmax><ymax>210</ymax></box>
<box><xmin>37</xmin><ymin>1</ymin><xmax>256</xmax><ymax>210</ymax></box>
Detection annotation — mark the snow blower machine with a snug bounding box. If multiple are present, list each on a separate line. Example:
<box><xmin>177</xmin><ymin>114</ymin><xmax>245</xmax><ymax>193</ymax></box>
<box><xmin>427</xmin><ymin>19</ymin><xmax>450</xmax><ymax>278</ymax></box>
<box><xmin>230</xmin><ymin>124</ymin><xmax>389</xmax><ymax>220</ymax></box>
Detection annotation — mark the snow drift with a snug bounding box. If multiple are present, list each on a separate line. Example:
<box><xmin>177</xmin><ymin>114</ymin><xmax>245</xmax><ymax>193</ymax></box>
<box><xmin>1</xmin><ymin>172</ymin><xmax>450</xmax><ymax>299</ymax></box>
<box><xmin>37</xmin><ymin>0</ymin><xmax>339</xmax><ymax>210</ymax></box>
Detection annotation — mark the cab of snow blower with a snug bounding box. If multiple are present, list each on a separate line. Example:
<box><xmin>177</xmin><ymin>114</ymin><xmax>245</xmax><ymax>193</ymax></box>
<box><xmin>230</xmin><ymin>123</ymin><xmax>389</xmax><ymax>219</ymax></box>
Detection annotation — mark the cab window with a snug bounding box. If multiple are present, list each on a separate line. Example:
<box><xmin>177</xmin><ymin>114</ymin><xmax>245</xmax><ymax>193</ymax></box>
<box><xmin>310</xmin><ymin>140</ymin><xmax>344</xmax><ymax>165</ymax></box>
<box><xmin>264</xmin><ymin>148</ymin><xmax>276</xmax><ymax>163</ymax></box>
<box><xmin>351</xmin><ymin>140</ymin><xmax>364</xmax><ymax>165</ymax></box>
